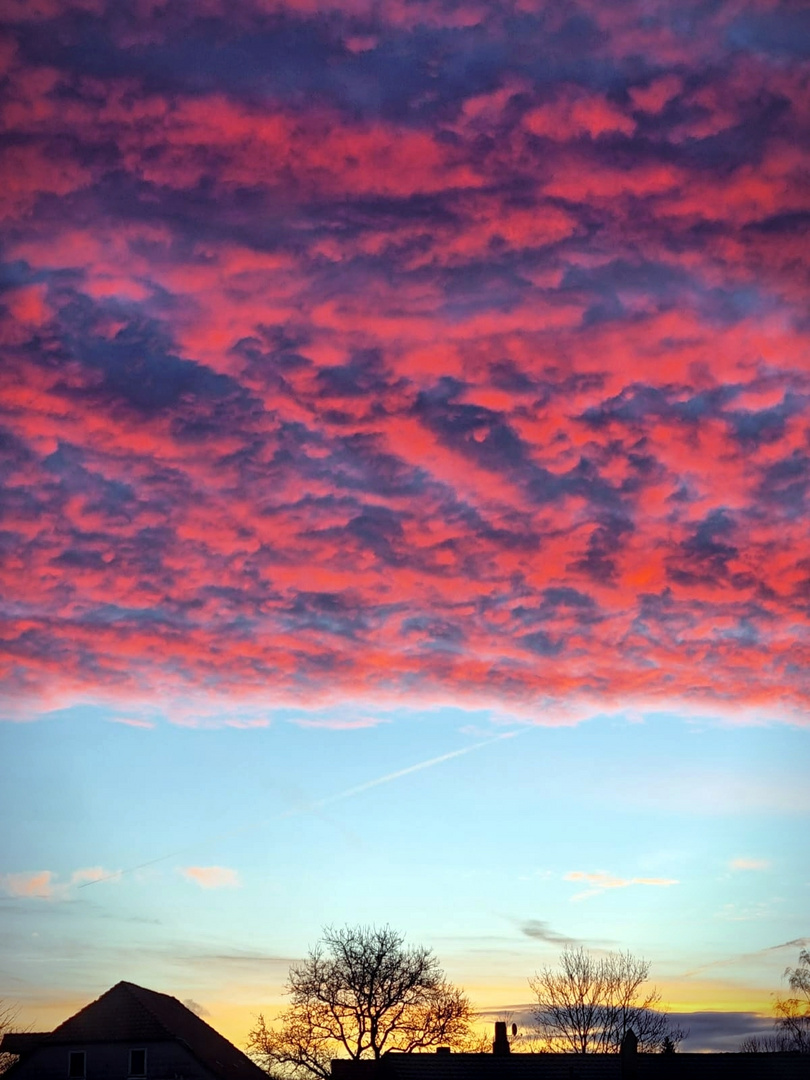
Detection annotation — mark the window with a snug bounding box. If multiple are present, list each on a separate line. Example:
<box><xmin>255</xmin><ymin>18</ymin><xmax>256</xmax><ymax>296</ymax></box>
<box><xmin>68</xmin><ymin>1051</ymin><xmax>85</xmax><ymax>1077</ymax></box>
<box><xmin>129</xmin><ymin>1048</ymin><xmax>147</xmax><ymax>1076</ymax></box>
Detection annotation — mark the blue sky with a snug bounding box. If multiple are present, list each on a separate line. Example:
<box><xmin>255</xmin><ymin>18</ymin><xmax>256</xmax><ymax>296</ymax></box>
<box><xmin>2</xmin><ymin>704</ymin><xmax>807</xmax><ymax>1049</ymax></box>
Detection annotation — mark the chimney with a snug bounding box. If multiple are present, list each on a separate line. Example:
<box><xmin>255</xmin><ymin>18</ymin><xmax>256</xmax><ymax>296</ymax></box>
<box><xmin>492</xmin><ymin>1022</ymin><xmax>511</xmax><ymax>1056</ymax></box>
<box><xmin>620</xmin><ymin>1029</ymin><xmax>638</xmax><ymax>1080</ymax></box>
<box><xmin>620</xmin><ymin>1029</ymin><xmax>638</xmax><ymax>1056</ymax></box>
<box><xmin>435</xmin><ymin>1047</ymin><xmax>451</xmax><ymax>1055</ymax></box>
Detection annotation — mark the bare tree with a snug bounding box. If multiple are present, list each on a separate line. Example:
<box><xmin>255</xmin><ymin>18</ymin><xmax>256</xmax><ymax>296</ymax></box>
<box><xmin>740</xmin><ymin>948</ymin><xmax>810</xmax><ymax>1053</ymax></box>
<box><xmin>529</xmin><ymin>947</ymin><xmax>685</xmax><ymax>1053</ymax></box>
<box><xmin>739</xmin><ymin>1033</ymin><xmax>797</xmax><ymax>1052</ymax></box>
<box><xmin>247</xmin><ymin>925</ymin><xmax>474</xmax><ymax>1079</ymax></box>
<box><xmin>529</xmin><ymin>946</ymin><xmax>604</xmax><ymax>1054</ymax></box>
<box><xmin>775</xmin><ymin>948</ymin><xmax>810</xmax><ymax>1052</ymax></box>
<box><xmin>0</xmin><ymin>1001</ymin><xmax>21</xmax><ymax>1075</ymax></box>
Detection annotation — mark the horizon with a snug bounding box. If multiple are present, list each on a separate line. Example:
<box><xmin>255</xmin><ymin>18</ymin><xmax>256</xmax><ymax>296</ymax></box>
<box><xmin>1</xmin><ymin>0</ymin><xmax>808</xmax><ymax>1066</ymax></box>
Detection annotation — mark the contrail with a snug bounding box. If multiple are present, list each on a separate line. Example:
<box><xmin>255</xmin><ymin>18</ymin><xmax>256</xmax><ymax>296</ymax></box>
<box><xmin>314</xmin><ymin>730</ymin><xmax>521</xmax><ymax>808</ymax></box>
<box><xmin>79</xmin><ymin>728</ymin><xmax>524</xmax><ymax>888</ymax></box>
<box><xmin>680</xmin><ymin>937</ymin><xmax>810</xmax><ymax>978</ymax></box>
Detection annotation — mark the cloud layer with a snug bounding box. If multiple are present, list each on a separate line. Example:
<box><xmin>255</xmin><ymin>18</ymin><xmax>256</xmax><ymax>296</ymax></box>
<box><xmin>1</xmin><ymin>0</ymin><xmax>809</xmax><ymax>721</ymax></box>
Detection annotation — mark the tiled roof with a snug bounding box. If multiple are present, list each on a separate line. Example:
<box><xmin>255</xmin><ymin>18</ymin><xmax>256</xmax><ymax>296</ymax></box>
<box><xmin>47</xmin><ymin>981</ymin><xmax>266</xmax><ymax>1080</ymax></box>
<box><xmin>332</xmin><ymin>1055</ymin><xmax>624</xmax><ymax>1080</ymax></box>
<box><xmin>331</xmin><ymin>1051</ymin><xmax>809</xmax><ymax>1080</ymax></box>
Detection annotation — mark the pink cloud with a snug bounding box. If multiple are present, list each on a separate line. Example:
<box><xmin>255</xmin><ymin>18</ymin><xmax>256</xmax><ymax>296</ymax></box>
<box><xmin>0</xmin><ymin>867</ymin><xmax>120</xmax><ymax>899</ymax></box>
<box><xmin>69</xmin><ymin>867</ymin><xmax>122</xmax><ymax>885</ymax></box>
<box><xmin>524</xmin><ymin>89</ymin><xmax>635</xmax><ymax>140</ymax></box>
<box><xmin>0</xmin><ymin>871</ymin><xmax>54</xmax><ymax>899</ymax></box>
<box><xmin>629</xmin><ymin>75</ymin><xmax>682</xmax><ymax>114</ymax></box>
<box><xmin>179</xmin><ymin>866</ymin><xmax>241</xmax><ymax>889</ymax></box>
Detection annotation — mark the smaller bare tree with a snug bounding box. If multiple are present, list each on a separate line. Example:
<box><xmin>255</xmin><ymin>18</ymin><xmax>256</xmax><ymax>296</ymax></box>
<box><xmin>0</xmin><ymin>1001</ymin><xmax>21</xmax><ymax>1075</ymax></box>
<box><xmin>530</xmin><ymin>947</ymin><xmax>605</xmax><ymax>1053</ymax></box>
<box><xmin>741</xmin><ymin>948</ymin><xmax>810</xmax><ymax>1053</ymax></box>
<box><xmin>529</xmin><ymin>947</ymin><xmax>685</xmax><ymax>1053</ymax></box>
<box><xmin>739</xmin><ymin>1033</ymin><xmax>796</xmax><ymax>1052</ymax></box>
<box><xmin>775</xmin><ymin>948</ymin><xmax>810</xmax><ymax>1053</ymax></box>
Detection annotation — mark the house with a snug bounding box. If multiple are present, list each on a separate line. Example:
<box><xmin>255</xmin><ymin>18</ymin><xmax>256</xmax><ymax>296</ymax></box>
<box><xmin>330</xmin><ymin>1023</ymin><xmax>808</xmax><ymax>1080</ymax></box>
<box><xmin>0</xmin><ymin>981</ymin><xmax>267</xmax><ymax>1079</ymax></box>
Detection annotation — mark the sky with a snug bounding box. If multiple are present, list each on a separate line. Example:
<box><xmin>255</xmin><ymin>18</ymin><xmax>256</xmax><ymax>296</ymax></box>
<box><xmin>0</xmin><ymin>0</ymin><xmax>809</xmax><ymax>1057</ymax></box>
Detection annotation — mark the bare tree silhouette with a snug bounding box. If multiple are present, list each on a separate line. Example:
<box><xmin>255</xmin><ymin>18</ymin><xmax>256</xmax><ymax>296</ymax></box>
<box><xmin>0</xmin><ymin>1001</ymin><xmax>21</xmax><ymax>1074</ymax></box>
<box><xmin>247</xmin><ymin>925</ymin><xmax>473</xmax><ymax>1079</ymax></box>
<box><xmin>740</xmin><ymin>948</ymin><xmax>810</xmax><ymax>1053</ymax></box>
<box><xmin>776</xmin><ymin>948</ymin><xmax>810</xmax><ymax>1052</ymax></box>
<box><xmin>529</xmin><ymin>947</ymin><xmax>685</xmax><ymax>1053</ymax></box>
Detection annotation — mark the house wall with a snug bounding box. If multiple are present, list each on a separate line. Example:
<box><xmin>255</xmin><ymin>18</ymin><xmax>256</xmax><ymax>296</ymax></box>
<box><xmin>11</xmin><ymin>1039</ymin><xmax>221</xmax><ymax>1079</ymax></box>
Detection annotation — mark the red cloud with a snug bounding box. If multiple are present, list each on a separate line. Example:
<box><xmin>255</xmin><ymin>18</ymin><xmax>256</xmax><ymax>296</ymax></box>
<box><xmin>524</xmin><ymin>89</ymin><xmax>635</xmax><ymax>140</ymax></box>
<box><xmin>1</xmin><ymin>0</ymin><xmax>809</xmax><ymax>724</ymax></box>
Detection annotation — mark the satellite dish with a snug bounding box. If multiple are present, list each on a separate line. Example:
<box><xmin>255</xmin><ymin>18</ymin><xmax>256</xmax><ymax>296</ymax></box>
<box><xmin>511</xmin><ymin>1024</ymin><xmax>518</xmax><ymax>1037</ymax></box>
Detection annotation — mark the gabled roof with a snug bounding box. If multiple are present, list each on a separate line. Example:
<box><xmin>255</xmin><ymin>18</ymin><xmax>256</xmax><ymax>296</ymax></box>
<box><xmin>45</xmin><ymin>981</ymin><xmax>266</xmax><ymax>1080</ymax></box>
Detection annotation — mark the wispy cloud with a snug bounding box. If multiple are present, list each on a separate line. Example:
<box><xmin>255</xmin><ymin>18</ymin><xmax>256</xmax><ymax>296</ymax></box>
<box><xmin>70</xmin><ymin>867</ymin><xmax>122</xmax><ymax>886</ymax></box>
<box><xmin>182</xmin><ymin>999</ymin><xmax>210</xmax><ymax>1017</ymax></box>
<box><xmin>289</xmin><ymin>715</ymin><xmax>389</xmax><ymax>730</ymax></box>
<box><xmin>107</xmin><ymin>716</ymin><xmax>156</xmax><ymax>730</ymax></box>
<box><xmin>729</xmin><ymin>856</ymin><xmax>771</xmax><ymax>872</ymax></box>
<box><xmin>681</xmin><ymin>938</ymin><xmax>810</xmax><ymax>978</ymax></box>
<box><xmin>0</xmin><ymin>867</ymin><xmax>121</xmax><ymax>901</ymax></box>
<box><xmin>519</xmin><ymin>920</ymin><xmax>579</xmax><ymax>945</ymax></box>
<box><xmin>715</xmin><ymin>901</ymin><xmax>774</xmax><ymax>922</ymax></box>
<box><xmin>564</xmin><ymin>870</ymin><xmax>680</xmax><ymax>901</ymax></box>
<box><xmin>763</xmin><ymin>938</ymin><xmax>810</xmax><ymax>952</ymax></box>
<box><xmin>179</xmin><ymin>866</ymin><xmax>241</xmax><ymax>889</ymax></box>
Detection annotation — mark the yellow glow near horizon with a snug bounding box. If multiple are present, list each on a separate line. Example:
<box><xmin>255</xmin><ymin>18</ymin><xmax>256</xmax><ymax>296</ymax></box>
<box><xmin>206</xmin><ymin>977</ymin><xmax>778</xmax><ymax>1051</ymax></box>
<box><xmin>655</xmin><ymin>977</ymin><xmax>775</xmax><ymax>1015</ymax></box>
<box><xmin>11</xmin><ymin>975</ymin><xmax>778</xmax><ymax>1057</ymax></box>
